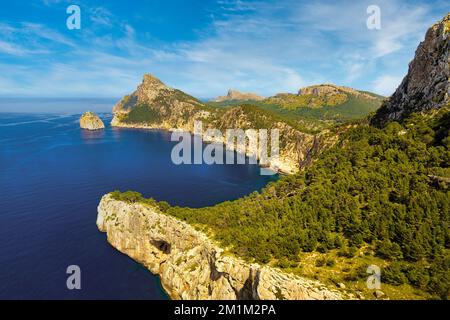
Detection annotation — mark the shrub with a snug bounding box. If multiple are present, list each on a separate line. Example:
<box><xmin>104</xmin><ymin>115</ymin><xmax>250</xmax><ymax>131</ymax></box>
<box><xmin>326</xmin><ymin>259</ymin><xmax>336</xmax><ymax>267</ymax></box>
<box><xmin>376</xmin><ymin>240</ymin><xmax>403</xmax><ymax>260</ymax></box>
<box><xmin>384</xmin><ymin>262</ymin><xmax>408</xmax><ymax>286</ymax></box>
<box><xmin>315</xmin><ymin>258</ymin><xmax>326</xmax><ymax>267</ymax></box>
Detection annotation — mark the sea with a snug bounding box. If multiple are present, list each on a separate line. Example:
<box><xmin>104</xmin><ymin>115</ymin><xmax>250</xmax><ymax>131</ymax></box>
<box><xmin>0</xmin><ymin>99</ymin><xmax>277</xmax><ymax>299</ymax></box>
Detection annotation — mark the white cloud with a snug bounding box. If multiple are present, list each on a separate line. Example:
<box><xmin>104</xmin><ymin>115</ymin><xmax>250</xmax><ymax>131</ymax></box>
<box><xmin>89</xmin><ymin>7</ymin><xmax>114</xmax><ymax>27</ymax></box>
<box><xmin>0</xmin><ymin>0</ymin><xmax>447</xmax><ymax>98</ymax></box>
<box><xmin>21</xmin><ymin>22</ymin><xmax>76</xmax><ymax>47</ymax></box>
<box><xmin>42</xmin><ymin>0</ymin><xmax>65</xmax><ymax>6</ymax></box>
<box><xmin>0</xmin><ymin>22</ymin><xmax>76</xmax><ymax>57</ymax></box>
<box><xmin>217</xmin><ymin>0</ymin><xmax>258</xmax><ymax>13</ymax></box>
<box><xmin>0</xmin><ymin>41</ymin><xmax>28</xmax><ymax>56</ymax></box>
<box><xmin>370</xmin><ymin>5</ymin><xmax>431</xmax><ymax>58</ymax></box>
<box><xmin>372</xmin><ymin>75</ymin><xmax>403</xmax><ymax>96</ymax></box>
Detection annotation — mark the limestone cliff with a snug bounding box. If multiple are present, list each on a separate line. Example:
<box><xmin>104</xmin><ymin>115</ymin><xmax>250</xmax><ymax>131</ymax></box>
<box><xmin>372</xmin><ymin>13</ymin><xmax>450</xmax><ymax>126</ymax></box>
<box><xmin>79</xmin><ymin>112</ymin><xmax>105</xmax><ymax>130</ymax></box>
<box><xmin>111</xmin><ymin>75</ymin><xmax>340</xmax><ymax>174</ymax></box>
<box><xmin>212</xmin><ymin>89</ymin><xmax>265</xmax><ymax>102</ymax></box>
<box><xmin>97</xmin><ymin>194</ymin><xmax>343</xmax><ymax>300</ymax></box>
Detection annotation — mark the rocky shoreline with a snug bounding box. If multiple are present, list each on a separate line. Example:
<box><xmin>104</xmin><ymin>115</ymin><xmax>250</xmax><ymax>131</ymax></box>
<box><xmin>110</xmin><ymin>117</ymin><xmax>301</xmax><ymax>174</ymax></box>
<box><xmin>110</xmin><ymin>115</ymin><xmax>340</xmax><ymax>175</ymax></box>
<box><xmin>97</xmin><ymin>194</ymin><xmax>343</xmax><ymax>300</ymax></box>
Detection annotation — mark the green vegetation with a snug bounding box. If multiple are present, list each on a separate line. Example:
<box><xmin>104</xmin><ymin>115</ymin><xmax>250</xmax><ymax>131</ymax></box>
<box><xmin>123</xmin><ymin>89</ymin><xmax>213</xmax><ymax>125</ymax></box>
<box><xmin>114</xmin><ymin>107</ymin><xmax>449</xmax><ymax>299</ymax></box>
<box><xmin>123</xmin><ymin>103</ymin><xmax>162</xmax><ymax>124</ymax></box>
<box><xmin>264</xmin><ymin>93</ymin><xmax>348</xmax><ymax>109</ymax></box>
<box><xmin>207</xmin><ymin>92</ymin><xmax>383</xmax><ymax>132</ymax></box>
<box><xmin>218</xmin><ymin>104</ymin><xmax>298</xmax><ymax>130</ymax></box>
<box><xmin>260</xmin><ymin>94</ymin><xmax>382</xmax><ymax>121</ymax></box>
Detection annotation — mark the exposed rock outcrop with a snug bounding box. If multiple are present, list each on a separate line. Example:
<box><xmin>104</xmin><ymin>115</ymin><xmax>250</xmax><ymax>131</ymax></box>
<box><xmin>298</xmin><ymin>84</ymin><xmax>379</xmax><ymax>101</ymax></box>
<box><xmin>79</xmin><ymin>112</ymin><xmax>105</xmax><ymax>130</ymax></box>
<box><xmin>112</xmin><ymin>74</ymin><xmax>206</xmax><ymax>129</ymax></box>
<box><xmin>97</xmin><ymin>194</ymin><xmax>343</xmax><ymax>300</ymax></box>
<box><xmin>372</xmin><ymin>13</ymin><xmax>450</xmax><ymax>126</ymax></box>
<box><xmin>111</xmin><ymin>74</ymin><xmax>341</xmax><ymax>174</ymax></box>
<box><xmin>212</xmin><ymin>89</ymin><xmax>265</xmax><ymax>102</ymax></box>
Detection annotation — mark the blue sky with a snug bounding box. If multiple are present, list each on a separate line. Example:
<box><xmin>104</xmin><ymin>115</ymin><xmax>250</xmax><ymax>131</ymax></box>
<box><xmin>0</xmin><ymin>0</ymin><xmax>448</xmax><ymax>99</ymax></box>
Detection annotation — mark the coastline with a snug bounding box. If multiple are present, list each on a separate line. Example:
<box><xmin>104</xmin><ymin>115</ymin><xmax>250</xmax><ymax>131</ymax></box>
<box><xmin>110</xmin><ymin>115</ymin><xmax>316</xmax><ymax>175</ymax></box>
<box><xmin>97</xmin><ymin>194</ymin><xmax>345</xmax><ymax>300</ymax></box>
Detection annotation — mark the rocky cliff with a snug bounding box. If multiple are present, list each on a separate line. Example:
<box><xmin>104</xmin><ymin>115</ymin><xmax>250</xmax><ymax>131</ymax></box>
<box><xmin>111</xmin><ymin>75</ymin><xmax>340</xmax><ymax>174</ymax></box>
<box><xmin>79</xmin><ymin>112</ymin><xmax>105</xmax><ymax>130</ymax></box>
<box><xmin>298</xmin><ymin>84</ymin><xmax>379</xmax><ymax>101</ymax></box>
<box><xmin>212</xmin><ymin>89</ymin><xmax>265</xmax><ymax>102</ymax></box>
<box><xmin>112</xmin><ymin>74</ymin><xmax>207</xmax><ymax>130</ymax></box>
<box><xmin>372</xmin><ymin>13</ymin><xmax>450</xmax><ymax>126</ymax></box>
<box><xmin>97</xmin><ymin>194</ymin><xmax>343</xmax><ymax>300</ymax></box>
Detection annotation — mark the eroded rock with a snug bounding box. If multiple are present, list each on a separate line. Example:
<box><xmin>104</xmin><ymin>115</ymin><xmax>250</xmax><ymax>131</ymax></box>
<box><xmin>372</xmin><ymin>13</ymin><xmax>450</xmax><ymax>126</ymax></box>
<box><xmin>80</xmin><ymin>112</ymin><xmax>105</xmax><ymax>130</ymax></box>
<box><xmin>97</xmin><ymin>194</ymin><xmax>343</xmax><ymax>300</ymax></box>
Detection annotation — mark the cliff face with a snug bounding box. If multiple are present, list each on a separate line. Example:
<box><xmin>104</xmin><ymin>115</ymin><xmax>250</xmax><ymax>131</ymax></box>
<box><xmin>112</xmin><ymin>74</ymin><xmax>207</xmax><ymax>130</ymax></box>
<box><xmin>79</xmin><ymin>112</ymin><xmax>105</xmax><ymax>130</ymax></box>
<box><xmin>201</xmin><ymin>105</ymin><xmax>339</xmax><ymax>174</ymax></box>
<box><xmin>372</xmin><ymin>13</ymin><xmax>450</xmax><ymax>126</ymax></box>
<box><xmin>212</xmin><ymin>89</ymin><xmax>265</xmax><ymax>102</ymax></box>
<box><xmin>111</xmin><ymin>75</ymin><xmax>340</xmax><ymax>174</ymax></box>
<box><xmin>97</xmin><ymin>194</ymin><xmax>343</xmax><ymax>300</ymax></box>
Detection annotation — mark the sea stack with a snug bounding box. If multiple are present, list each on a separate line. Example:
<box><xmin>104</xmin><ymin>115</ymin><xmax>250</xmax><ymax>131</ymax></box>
<box><xmin>80</xmin><ymin>112</ymin><xmax>105</xmax><ymax>130</ymax></box>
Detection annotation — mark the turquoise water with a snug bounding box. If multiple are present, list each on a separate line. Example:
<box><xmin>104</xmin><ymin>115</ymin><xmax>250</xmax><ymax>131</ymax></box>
<box><xmin>0</xmin><ymin>111</ymin><xmax>276</xmax><ymax>299</ymax></box>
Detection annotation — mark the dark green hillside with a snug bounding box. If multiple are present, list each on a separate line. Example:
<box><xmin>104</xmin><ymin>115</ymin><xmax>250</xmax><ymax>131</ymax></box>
<box><xmin>123</xmin><ymin>104</ymin><xmax>162</xmax><ymax>124</ymax></box>
<box><xmin>113</xmin><ymin>106</ymin><xmax>450</xmax><ymax>299</ymax></box>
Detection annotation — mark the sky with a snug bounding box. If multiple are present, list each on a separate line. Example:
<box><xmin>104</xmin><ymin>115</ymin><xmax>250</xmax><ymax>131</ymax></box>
<box><xmin>0</xmin><ymin>0</ymin><xmax>448</xmax><ymax>100</ymax></box>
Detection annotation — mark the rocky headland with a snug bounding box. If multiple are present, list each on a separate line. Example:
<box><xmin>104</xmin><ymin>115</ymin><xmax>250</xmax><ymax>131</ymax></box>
<box><xmin>97</xmin><ymin>194</ymin><xmax>343</xmax><ymax>300</ymax></box>
<box><xmin>110</xmin><ymin>74</ymin><xmax>341</xmax><ymax>174</ymax></box>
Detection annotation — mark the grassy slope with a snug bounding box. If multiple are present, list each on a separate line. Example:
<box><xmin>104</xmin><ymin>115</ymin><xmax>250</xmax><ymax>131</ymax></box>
<box><xmin>207</xmin><ymin>92</ymin><xmax>384</xmax><ymax>132</ymax></box>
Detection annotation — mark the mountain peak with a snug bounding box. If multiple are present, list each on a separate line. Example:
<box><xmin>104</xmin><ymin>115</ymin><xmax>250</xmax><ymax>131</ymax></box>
<box><xmin>112</xmin><ymin>72</ymin><xmax>204</xmax><ymax>125</ymax></box>
<box><xmin>142</xmin><ymin>73</ymin><xmax>165</xmax><ymax>86</ymax></box>
<box><xmin>212</xmin><ymin>89</ymin><xmax>265</xmax><ymax>102</ymax></box>
<box><xmin>372</xmin><ymin>13</ymin><xmax>450</xmax><ymax>126</ymax></box>
<box><xmin>139</xmin><ymin>73</ymin><xmax>172</xmax><ymax>94</ymax></box>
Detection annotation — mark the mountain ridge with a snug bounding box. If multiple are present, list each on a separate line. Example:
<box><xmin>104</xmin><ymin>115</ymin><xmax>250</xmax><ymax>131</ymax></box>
<box><xmin>100</xmin><ymin>13</ymin><xmax>450</xmax><ymax>300</ymax></box>
<box><xmin>211</xmin><ymin>89</ymin><xmax>265</xmax><ymax>102</ymax></box>
<box><xmin>111</xmin><ymin>75</ymin><xmax>349</xmax><ymax>174</ymax></box>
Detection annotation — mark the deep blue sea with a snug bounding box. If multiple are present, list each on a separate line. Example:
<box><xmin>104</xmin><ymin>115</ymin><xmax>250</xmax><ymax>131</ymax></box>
<box><xmin>0</xmin><ymin>110</ymin><xmax>276</xmax><ymax>299</ymax></box>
